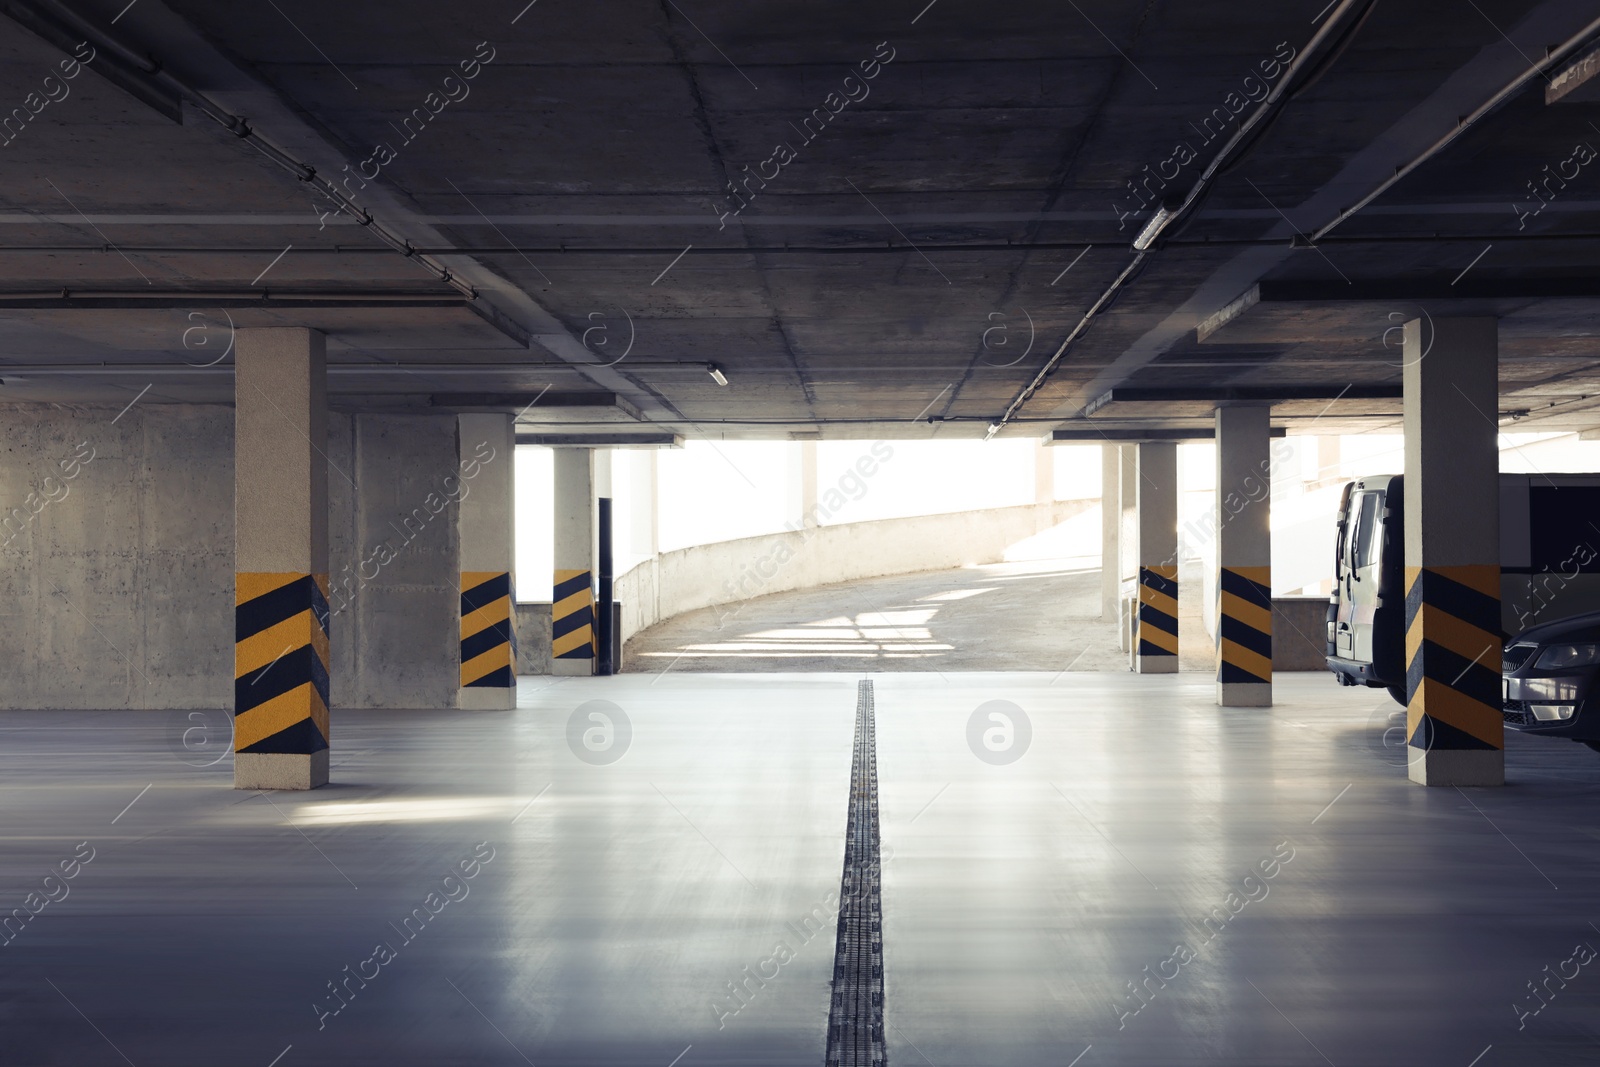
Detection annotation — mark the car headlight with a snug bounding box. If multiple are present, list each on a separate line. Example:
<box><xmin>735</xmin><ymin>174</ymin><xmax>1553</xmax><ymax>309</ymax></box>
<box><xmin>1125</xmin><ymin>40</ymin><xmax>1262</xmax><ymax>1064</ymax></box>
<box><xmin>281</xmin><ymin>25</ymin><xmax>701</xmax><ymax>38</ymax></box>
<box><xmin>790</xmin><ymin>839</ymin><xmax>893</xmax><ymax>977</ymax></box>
<box><xmin>1534</xmin><ymin>643</ymin><xmax>1600</xmax><ymax>670</ymax></box>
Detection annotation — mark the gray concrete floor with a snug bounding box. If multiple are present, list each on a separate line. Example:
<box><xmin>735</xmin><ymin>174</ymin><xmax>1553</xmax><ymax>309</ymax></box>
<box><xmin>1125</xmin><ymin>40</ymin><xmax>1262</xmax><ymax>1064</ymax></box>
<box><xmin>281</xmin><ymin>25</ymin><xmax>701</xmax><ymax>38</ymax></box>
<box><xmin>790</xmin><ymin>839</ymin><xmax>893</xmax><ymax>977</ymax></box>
<box><xmin>2</xmin><ymin>674</ymin><xmax>1598</xmax><ymax>1065</ymax></box>
<box><xmin>625</xmin><ymin>557</ymin><xmax>1215</xmax><ymax>674</ymax></box>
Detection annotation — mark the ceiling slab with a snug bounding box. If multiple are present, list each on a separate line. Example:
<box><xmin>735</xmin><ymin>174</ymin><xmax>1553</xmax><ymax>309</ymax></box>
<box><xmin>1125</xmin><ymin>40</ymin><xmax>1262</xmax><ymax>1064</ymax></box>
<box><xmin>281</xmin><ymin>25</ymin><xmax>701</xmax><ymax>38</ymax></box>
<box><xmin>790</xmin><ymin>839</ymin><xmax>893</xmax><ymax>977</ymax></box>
<box><xmin>1</xmin><ymin>0</ymin><xmax>1600</xmax><ymax>436</ymax></box>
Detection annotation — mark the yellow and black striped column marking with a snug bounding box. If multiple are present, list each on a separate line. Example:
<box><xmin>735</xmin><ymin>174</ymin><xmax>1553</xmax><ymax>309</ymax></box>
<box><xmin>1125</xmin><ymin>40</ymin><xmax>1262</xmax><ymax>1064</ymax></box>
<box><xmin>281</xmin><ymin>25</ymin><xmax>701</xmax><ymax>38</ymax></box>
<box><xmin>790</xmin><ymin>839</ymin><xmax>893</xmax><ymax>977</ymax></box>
<box><xmin>553</xmin><ymin>569</ymin><xmax>596</xmax><ymax>661</ymax></box>
<box><xmin>1218</xmin><ymin>566</ymin><xmax>1272</xmax><ymax>685</ymax></box>
<box><xmin>235</xmin><ymin>573</ymin><xmax>330</xmax><ymax>756</ymax></box>
<box><xmin>1405</xmin><ymin>565</ymin><xmax>1503</xmax><ymax>751</ymax></box>
<box><xmin>1137</xmin><ymin>564</ymin><xmax>1179</xmax><ymax>659</ymax></box>
<box><xmin>461</xmin><ymin>571</ymin><xmax>516</xmax><ymax>688</ymax></box>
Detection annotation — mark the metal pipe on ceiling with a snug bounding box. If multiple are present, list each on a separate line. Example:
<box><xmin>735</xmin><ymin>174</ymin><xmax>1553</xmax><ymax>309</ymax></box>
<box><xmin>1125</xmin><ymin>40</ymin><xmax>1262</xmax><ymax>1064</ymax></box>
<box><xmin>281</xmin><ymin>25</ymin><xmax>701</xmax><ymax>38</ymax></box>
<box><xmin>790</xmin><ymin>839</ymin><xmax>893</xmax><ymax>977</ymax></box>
<box><xmin>984</xmin><ymin>0</ymin><xmax>1378</xmax><ymax>440</ymax></box>
<box><xmin>1308</xmin><ymin>12</ymin><xmax>1600</xmax><ymax>243</ymax></box>
<box><xmin>0</xmin><ymin>361</ymin><xmax>713</xmax><ymax>375</ymax></box>
<box><xmin>0</xmin><ymin>1</ymin><xmax>479</xmax><ymax>303</ymax></box>
<box><xmin>9</xmin><ymin>232</ymin><xmax>1600</xmax><ymax>259</ymax></box>
<box><xmin>0</xmin><ymin>289</ymin><xmax>464</xmax><ymax>303</ymax></box>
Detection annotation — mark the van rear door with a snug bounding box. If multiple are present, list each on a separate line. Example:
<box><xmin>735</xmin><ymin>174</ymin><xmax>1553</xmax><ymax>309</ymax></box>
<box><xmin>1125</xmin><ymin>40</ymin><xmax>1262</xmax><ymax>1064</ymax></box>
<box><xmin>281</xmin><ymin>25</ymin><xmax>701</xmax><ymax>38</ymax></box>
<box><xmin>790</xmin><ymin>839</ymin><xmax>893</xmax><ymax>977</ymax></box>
<box><xmin>1333</xmin><ymin>486</ymin><xmax>1384</xmax><ymax>659</ymax></box>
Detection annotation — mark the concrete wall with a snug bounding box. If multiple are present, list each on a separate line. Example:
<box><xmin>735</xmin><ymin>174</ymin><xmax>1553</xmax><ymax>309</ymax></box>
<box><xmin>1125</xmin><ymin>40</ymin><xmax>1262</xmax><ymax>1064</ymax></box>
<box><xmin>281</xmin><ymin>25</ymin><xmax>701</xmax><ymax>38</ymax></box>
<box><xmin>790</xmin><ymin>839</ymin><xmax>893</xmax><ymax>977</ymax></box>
<box><xmin>7</xmin><ymin>410</ymin><xmax>1081</xmax><ymax>699</ymax></box>
<box><xmin>1</xmin><ymin>405</ymin><xmax>468</xmax><ymax>710</ymax></box>
<box><xmin>508</xmin><ymin>500</ymin><xmax>1089</xmax><ymax>675</ymax></box>
<box><xmin>2</xmin><ymin>419</ymin><xmax>1129</xmax><ymax>696</ymax></box>
<box><xmin>0</xmin><ymin>403</ymin><xmax>234</xmax><ymax>709</ymax></box>
<box><xmin>1273</xmin><ymin>596</ymin><xmax>1331</xmax><ymax>672</ymax></box>
<box><xmin>329</xmin><ymin>414</ymin><xmax>463</xmax><ymax>710</ymax></box>
<box><xmin>514</xmin><ymin>603</ymin><xmax>552</xmax><ymax>676</ymax></box>
<box><xmin>616</xmin><ymin>499</ymin><xmax>1088</xmax><ymax>641</ymax></box>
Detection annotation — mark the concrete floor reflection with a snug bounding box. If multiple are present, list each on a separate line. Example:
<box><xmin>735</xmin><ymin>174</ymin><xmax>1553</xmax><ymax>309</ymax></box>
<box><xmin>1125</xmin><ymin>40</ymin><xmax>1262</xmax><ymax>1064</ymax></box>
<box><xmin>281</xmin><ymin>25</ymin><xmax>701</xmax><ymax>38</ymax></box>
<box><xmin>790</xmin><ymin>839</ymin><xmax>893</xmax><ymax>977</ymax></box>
<box><xmin>1</xmin><ymin>674</ymin><xmax>1597</xmax><ymax>1065</ymax></box>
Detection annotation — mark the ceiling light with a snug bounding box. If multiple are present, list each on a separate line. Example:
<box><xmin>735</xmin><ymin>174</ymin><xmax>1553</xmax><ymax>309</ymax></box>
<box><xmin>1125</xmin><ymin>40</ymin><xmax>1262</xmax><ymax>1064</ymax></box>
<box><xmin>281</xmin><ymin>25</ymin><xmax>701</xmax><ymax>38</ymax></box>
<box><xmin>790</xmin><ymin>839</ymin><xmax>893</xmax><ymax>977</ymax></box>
<box><xmin>708</xmin><ymin>363</ymin><xmax>729</xmax><ymax>386</ymax></box>
<box><xmin>1132</xmin><ymin>205</ymin><xmax>1175</xmax><ymax>251</ymax></box>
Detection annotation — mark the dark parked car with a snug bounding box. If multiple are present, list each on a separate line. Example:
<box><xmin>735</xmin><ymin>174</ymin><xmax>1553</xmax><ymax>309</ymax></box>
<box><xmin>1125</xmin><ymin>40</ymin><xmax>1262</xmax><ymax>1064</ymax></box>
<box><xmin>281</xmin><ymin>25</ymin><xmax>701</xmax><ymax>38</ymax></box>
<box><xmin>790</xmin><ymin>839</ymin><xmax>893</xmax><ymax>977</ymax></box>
<box><xmin>1503</xmin><ymin>609</ymin><xmax>1600</xmax><ymax>753</ymax></box>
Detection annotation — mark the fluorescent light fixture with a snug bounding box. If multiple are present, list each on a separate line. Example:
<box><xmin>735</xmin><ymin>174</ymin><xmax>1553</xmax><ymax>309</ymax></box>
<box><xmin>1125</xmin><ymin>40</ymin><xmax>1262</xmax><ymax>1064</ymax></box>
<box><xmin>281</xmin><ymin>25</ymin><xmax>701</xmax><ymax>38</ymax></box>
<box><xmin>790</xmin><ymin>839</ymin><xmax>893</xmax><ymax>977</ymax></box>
<box><xmin>708</xmin><ymin>363</ymin><xmax>729</xmax><ymax>386</ymax></box>
<box><xmin>1132</xmin><ymin>205</ymin><xmax>1175</xmax><ymax>251</ymax></box>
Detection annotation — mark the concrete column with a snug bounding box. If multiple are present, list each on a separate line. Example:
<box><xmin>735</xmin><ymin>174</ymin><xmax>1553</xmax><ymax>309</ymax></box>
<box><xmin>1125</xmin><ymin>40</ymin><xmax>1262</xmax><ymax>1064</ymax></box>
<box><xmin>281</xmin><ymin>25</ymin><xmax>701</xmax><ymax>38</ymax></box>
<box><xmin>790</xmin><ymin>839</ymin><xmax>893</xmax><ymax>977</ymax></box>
<box><xmin>1118</xmin><ymin>443</ymin><xmax>1139</xmax><ymax>652</ymax></box>
<box><xmin>1034</xmin><ymin>440</ymin><xmax>1054</xmax><ymax>505</ymax></box>
<box><xmin>793</xmin><ymin>440</ymin><xmax>819</xmax><ymax>528</ymax></box>
<box><xmin>233</xmin><ymin>328</ymin><xmax>329</xmax><ymax>790</ymax></box>
<box><xmin>594</xmin><ymin>449</ymin><xmax>614</xmax><ymax>674</ymax></box>
<box><xmin>1031</xmin><ymin>439</ymin><xmax>1053</xmax><ymax>533</ymax></box>
<box><xmin>1316</xmin><ymin>436</ymin><xmax>1340</xmax><ymax>487</ymax></box>
<box><xmin>552</xmin><ymin>448</ymin><xmax>597</xmax><ymax>675</ymax></box>
<box><xmin>629</xmin><ymin>449</ymin><xmax>657</xmax><ymax>559</ymax></box>
<box><xmin>1214</xmin><ymin>405</ymin><xmax>1273</xmax><ymax>706</ymax></box>
<box><xmin>646</xmin><ymin>450</ymin><xmax>662</xmax><ymax>621</ymax></box>
<box><xmin>1101</xmin><ymin>444</ymin><xmax>1120</xmax><ymax>619</ymax></box>
<box><xmin>1134</xmin><ymin>442</ymin><xmax>1179</xmax><ymax>673</ymax></box>
<box><xmin>1404</xmin><ymin>317</ymin><xmax>1504</xmax><ymax>786</ymax></box>
<box><xmin>457</xmin><ymin>414</ymin><xmax>517</xmax><ymax>710</ymax></box>
<box><xmin>1119</xmin><ymin>444</ymin><xmax>1138</xmax><ymax>585</ymax></box>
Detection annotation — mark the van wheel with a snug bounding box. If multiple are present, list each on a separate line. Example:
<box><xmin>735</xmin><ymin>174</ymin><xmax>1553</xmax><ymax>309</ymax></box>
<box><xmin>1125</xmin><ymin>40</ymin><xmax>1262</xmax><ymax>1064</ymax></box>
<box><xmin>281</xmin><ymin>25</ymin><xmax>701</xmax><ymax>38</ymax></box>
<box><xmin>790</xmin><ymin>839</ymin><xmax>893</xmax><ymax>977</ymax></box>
<box><xmin>1386</xmin><ymin>685</ymin><xmax>1407</xmax><ymax>706</ymax></box>
<box><xmin>1583</xmin><ymin>741</ymin><xmax>1600</xmax><ymax>755</ymax></box>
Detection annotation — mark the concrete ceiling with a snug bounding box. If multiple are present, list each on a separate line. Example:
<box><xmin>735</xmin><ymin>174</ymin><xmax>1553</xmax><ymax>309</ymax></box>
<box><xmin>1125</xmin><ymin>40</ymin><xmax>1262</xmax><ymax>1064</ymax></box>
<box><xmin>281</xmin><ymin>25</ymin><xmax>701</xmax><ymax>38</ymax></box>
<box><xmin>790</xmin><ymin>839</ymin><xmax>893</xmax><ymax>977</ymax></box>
<box><xmin>2</xmin><ymin>0</ymin><xmax>1599</xmax><ymax>439</ymax></box>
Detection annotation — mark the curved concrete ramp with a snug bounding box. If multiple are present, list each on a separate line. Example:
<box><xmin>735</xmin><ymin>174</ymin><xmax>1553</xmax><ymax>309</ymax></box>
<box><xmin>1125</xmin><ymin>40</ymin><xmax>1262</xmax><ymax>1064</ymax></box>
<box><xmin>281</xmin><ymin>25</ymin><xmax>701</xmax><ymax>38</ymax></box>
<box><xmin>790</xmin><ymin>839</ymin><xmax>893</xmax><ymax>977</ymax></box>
<box><xmin>625</xmin><ymin>556</ymin><xmax>1213</xmax><ymax>673</ymax></box>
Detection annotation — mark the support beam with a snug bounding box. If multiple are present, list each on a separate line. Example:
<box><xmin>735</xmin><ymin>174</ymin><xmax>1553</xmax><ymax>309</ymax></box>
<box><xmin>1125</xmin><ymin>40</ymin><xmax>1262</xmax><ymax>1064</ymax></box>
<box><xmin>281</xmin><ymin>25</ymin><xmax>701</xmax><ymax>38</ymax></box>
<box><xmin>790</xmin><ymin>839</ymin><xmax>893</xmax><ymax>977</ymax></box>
<box><xmin>1317</xmin><ymin>436</ymin><xmax>1341</xmax><ymax>488</ymax></box>
<box><xmin>1052</xmin><ymin>428</ymin><xmax>1288</xmax><ymax>443</ymax></box>
<box><xmin>1033</xmin><ymin>439</ymin><xmax>1054</xmax><ymax>533</ymax></box>
<box><xmin>1087</xmin><ymin>384</ymin><xmax>1399</xmax><ymax>415</ymax></box>
<box><xmin>432</xmin><ymin>392</ymin><xmax>641</xmax><ymax>420</ymax></box>
<box><xmin>595</xmin><ymin>451</ymin><xmax>616</xmax><ymax>676</ymax></box>
<box><xmin>457</xmin><ymin>414</ymin><xmax>517</xmax><ymax>709</ymax></box>
<box><xmin>233</xmin><ymin>328</ymin><xmax>330</xmax><ymax>790</ymax></box>
<box><xmin>1118</xmin><ymin>443</ymin><xmax>1138</xmax><ymax>654</ymax></box>
<box><xmin>1404</xmin><ymin>317</ymin><xmax>1504</xmax><ymax>786</ymax></box>
<box><xmin>1197</xmin><ymin>278</ymin><xmax>1600</xmax><ymax>343</ymax></box>
<box><xmin>1135</xmin><ymin>442</ymin><xmax>1179</xmax><ymax>673</ymax></box>
<box><xmin>644</xmin><ymin>450</ymin><xmax>662</xmax><ymax>624</ymax></box>
<box><xmin>515</xmin><ymin>433</ymin><xmax>683</xmax><ymax>448</ymax></box>
<box><xmin>1034</xmin><ymin>439</ymin><xmax>1054</xmax><ymax>504</ymax></box>
<box><xmin>552</xmin><ymin>449</ymin><xmax>598</xmax><ymax>676</ymax></box>
<box><xmin>1101</xmin><ymin>444</ymin><xmax>1120</xmax><ymax>619</ymax></box>
<box><xmin>1215</xmin><ymin>406</ymin><xmax>1274</xmax><ymax>706</ymax></box>
<box><xmin>792</xmin><ymin>440</ymin><xmax>819</xmax><ymax>529</ymax></box>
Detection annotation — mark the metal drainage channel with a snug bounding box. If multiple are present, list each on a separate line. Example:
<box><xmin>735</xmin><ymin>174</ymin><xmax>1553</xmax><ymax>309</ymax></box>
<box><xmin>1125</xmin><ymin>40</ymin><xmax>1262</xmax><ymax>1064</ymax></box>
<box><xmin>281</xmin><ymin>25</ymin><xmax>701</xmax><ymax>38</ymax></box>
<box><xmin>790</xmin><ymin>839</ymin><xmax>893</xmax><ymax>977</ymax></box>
<box><xmin>825</xmin><ymin>679</ymin><xmax>887</xmax><ymax>1066</ymax></box>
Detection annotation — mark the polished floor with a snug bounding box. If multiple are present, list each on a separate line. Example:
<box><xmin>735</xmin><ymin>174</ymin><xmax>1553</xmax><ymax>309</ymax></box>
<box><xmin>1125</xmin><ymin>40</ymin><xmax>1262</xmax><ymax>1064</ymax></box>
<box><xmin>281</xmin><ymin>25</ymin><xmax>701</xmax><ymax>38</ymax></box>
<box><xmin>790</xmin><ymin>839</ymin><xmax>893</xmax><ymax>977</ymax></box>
<box><xmin>3</xmin><ymin>674</ymin><xmax>1599</xmax><ymax>1065</ymax></box>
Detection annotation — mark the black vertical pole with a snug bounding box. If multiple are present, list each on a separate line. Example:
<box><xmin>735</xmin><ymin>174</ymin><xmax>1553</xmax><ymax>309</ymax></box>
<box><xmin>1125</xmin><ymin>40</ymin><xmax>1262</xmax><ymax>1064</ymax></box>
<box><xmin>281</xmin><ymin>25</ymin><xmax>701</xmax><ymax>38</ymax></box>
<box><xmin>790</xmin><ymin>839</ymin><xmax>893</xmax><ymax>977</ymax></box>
<box><xmin>597</xmin><ymin>496</ymin><xmax>614</xmax><ymax>675</ymax></box>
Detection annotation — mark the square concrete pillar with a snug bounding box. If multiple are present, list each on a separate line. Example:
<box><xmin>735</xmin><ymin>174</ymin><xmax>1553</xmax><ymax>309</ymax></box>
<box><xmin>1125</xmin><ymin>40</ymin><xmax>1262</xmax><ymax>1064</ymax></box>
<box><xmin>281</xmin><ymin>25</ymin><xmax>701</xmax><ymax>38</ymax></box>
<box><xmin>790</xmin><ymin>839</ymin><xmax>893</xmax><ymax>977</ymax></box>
<box><xmin>1135</xmin><ymin>442</ymin><xmax>1179</xmax><ymax>673</ymax></box>
<box><xmin>457</xmin><ymin>414</ymin><xmax>517</xmax><ymax>709</ymax></box>
<box><xmin>552</xmin><ymin>448</ymin><xmax>597</xmax><ymax>675</ymax></box>
<box><xmin>1119</xmin><ymin>443</ymin><xmax>1138</xmax><ymax>586</ymax></box>
<box><xmin>1101</xmin><ymin>444</ymin><xmax>1120</xmax><ymax>619</ymax></box>
<box><xmin>787</xmin><ymin>440</ymin><xmax>819</xmax><ymax>529</ymax></box>
<box><xmin>1033</xmin><ymin>439</ymin><xmax>1054</xmax><ymax>532</ymax></box>
<box><xmin>1215</xmin><ymin>405</ymin><xmax>1273</xmax><ymax>706</ymax></box>
<box><xmin>1118</xmin><ymin>443</ymin><xmax>1139</xmax><ymax>654</ymax></box>
<box><xmin>234</xmin><ymin>328</ymin><xmax>330</xmax><ymax>790</ymax></box>
<box><xmin>1404</xmin><ymin>317</ymin><xmax>1504</xmax><ymax>786</ymax></box>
